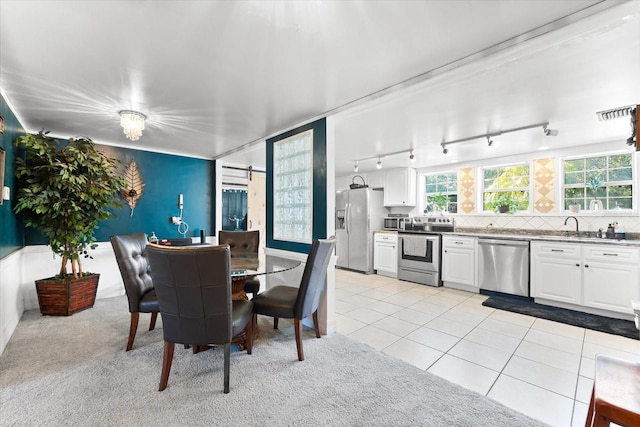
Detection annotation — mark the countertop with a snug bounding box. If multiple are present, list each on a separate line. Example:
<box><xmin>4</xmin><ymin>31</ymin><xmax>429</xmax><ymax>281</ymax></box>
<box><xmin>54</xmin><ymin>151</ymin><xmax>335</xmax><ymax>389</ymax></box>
<box><xmin>447</xmin><ymin>229</ymin><xmax>640</xmax><ymax>247</ymax></box>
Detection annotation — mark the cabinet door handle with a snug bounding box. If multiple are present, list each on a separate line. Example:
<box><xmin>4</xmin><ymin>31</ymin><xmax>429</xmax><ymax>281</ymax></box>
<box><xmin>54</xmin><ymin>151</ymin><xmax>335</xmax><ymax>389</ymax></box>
<box><xmin>455</xmin><ymin>241</ymin><xmax>464</xmax><ymax>245</ymax></box>
<box><xmin>444</xmin><ymin>250</ymin><xmax>448</xmax><ymax>253</ymax></box>
<box><xmin>585</xmin><ymin>264</ymin><xmax>589</xmax><ymax>268</ymax></box>
<box><xmin>602</xmin><ymin>253</ymin><xmax>619</xmax><ymax>256</ymax></box>
<box><xmin>551</xmin><ymin>249</ymin><xmax>564</xmax><ymax>252</ymax></box>
<box><xmin>576</xmin><ymin>263</ymin><xmax>580</xmax><ymax>267</ymax></box>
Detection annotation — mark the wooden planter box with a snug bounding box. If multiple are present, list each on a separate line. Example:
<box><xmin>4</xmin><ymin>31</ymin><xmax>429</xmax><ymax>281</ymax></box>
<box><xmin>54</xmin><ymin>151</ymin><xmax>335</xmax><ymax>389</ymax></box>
<box><xmin>35</xmin><ymin>274</ymin><xmax>100</xmax><ymax>316</ymax></box>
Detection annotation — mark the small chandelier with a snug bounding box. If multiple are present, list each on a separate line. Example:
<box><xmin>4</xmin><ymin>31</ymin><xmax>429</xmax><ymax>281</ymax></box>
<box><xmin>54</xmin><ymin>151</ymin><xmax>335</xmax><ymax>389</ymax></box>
<box><xmin>119</xmin><ymin>110</ymin><xmax>147</xmax><ymax>141</ymax></box>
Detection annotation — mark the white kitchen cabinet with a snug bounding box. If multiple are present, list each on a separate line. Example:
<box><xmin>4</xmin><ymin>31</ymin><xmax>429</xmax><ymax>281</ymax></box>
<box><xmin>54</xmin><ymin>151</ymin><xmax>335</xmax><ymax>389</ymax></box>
<box><xmin>383</xmin><ymin>168</ymin><xmax>416</xmax><ymax>207</ymax></box>
<box><xmin>531</xmin><ymin>241</ymin><xmax>640</xmax><ymax>316</ymax></box>
<box><xmin>531</xmin><ymin>242</ymin><xmax>582</xmax><ymax>305</ymax></box>
<box><xmin>442</xmin><ymin>235</ymin><xmax>477</xmax><ymax>292</ymax></box>
<box><xmin>374</xmin><ymin>232</ymin><xmax>398</xmax><ymax>278</ymax></box>
<box><xmin>582</xmin><ymin>245</ymin><xmax>639</xmax><ymax>315</ymax></box>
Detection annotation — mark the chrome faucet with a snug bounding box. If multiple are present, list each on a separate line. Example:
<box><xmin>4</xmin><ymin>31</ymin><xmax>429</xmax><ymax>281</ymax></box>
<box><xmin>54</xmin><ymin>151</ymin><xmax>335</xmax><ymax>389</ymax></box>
<box><xmin>564</xmin><ymin>216</ymin><xmax>579</xmax><ymax>236</ymax></box>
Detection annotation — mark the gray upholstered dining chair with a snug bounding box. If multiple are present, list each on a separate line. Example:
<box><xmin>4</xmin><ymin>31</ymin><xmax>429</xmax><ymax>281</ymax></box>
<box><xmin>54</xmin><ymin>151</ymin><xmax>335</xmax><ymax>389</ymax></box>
<box><xmin>251</xmin><ymin>238</ymin><xmax>335</xmax><ymax>361</ymax></box>
<box><xmin>146</xmin><ymin>243</ymin><xmax>254</xmax><ymax>393</ymax></box>
<box><xmin>110</xmin><ymin>233</ymin><xmax>159</xmax><ymax>351</ymax></box>
<box><xmin>218</xmin><ymin>230</ymin><xmax>261</xmax><ymax>297</ymax></box>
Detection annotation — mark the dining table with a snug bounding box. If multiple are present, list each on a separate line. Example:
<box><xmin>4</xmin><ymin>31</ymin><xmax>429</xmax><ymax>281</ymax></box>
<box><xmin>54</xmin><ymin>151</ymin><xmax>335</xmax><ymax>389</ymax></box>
<box><xmin>230</xmin><ymin>254</ymin><xmax>301</xmax><ymax>300</ymax></box>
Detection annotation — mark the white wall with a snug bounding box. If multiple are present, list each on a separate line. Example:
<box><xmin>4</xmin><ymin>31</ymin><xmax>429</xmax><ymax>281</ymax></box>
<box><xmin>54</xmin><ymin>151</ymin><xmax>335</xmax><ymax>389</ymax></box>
<box><xmin>0</xmin><ymin>250</ymin><xmax>23</xmax><ymax>355</ymax></box>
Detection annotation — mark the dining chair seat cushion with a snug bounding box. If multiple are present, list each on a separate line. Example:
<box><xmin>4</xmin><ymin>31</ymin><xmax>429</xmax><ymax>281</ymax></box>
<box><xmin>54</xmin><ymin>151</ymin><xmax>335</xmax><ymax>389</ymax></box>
<box><xmin>231</xmin><ymin>300</ymin><xmax>254</xmax><ymax>336</ymax></box>
<box><xmin>138</xmin><ymin>289</ymin><xmax>159</xmax><ymax>313</ymax></box>
<box><xmin>252</xmin><ymin>286</ymin><xmax>298</xmax><ymax>319</ymax></box>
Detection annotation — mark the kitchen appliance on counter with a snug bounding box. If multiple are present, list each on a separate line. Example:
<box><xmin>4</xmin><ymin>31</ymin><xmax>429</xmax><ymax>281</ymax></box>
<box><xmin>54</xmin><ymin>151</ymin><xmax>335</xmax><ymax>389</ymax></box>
<box><xmin>336</xmin><ymin>188</ymin><xmax>387</xmax><ymax>273</ymax></box>
<box><xmin>384</xmin><ymin>214</ymin><xmax>410</xmax><ymax>230</ymax></box>
<box><xmin>397</xmin><ymin>215</ymin><xmax>455</xmax><ymax>286</ymax></box>
<box><xmin>478</xmin><ymin>238</ymin><xmax>530</xmax><ymax>297</ymax></box>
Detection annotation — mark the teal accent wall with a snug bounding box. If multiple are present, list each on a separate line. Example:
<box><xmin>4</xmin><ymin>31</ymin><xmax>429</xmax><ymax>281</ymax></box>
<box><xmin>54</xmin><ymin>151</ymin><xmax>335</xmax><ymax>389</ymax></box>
<box><xmin>0</xmin><ymin>93</ymin><xmax>25</xmax><ymax>259</ymax></box>
<box><xmin>24</xmin><ymin>145</ymin><xmax>215</xmax><ymax>245</ymax></box>
<box><xmin>266</xmin><ymin>118</ymin><xmax>327</xmax><ymax>253</ymax></box>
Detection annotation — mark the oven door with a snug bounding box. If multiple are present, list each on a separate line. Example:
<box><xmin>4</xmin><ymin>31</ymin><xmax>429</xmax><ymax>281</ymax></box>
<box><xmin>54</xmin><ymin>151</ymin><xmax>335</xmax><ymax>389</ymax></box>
<box><xmin>398</xmin><ymin>234</ymin><xmax>440</xmax><ymax>271</ymax></box>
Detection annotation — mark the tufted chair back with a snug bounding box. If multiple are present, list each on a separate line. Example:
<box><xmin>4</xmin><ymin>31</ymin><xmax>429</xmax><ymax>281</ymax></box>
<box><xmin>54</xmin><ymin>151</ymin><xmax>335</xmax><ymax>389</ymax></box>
<box><xmin>111</xmin><ymin>233</ymin><xmax>153</xmax><ymax>312</ymax></box>
<box><xmin>111</xmin><ymin>233</ymin><xmax>159</xmax><ymax>351</ymax></box>
<box><xmin>218</xmin><ymin>230</ymin><xmax>259</xmax><ymax>257</ymax></box>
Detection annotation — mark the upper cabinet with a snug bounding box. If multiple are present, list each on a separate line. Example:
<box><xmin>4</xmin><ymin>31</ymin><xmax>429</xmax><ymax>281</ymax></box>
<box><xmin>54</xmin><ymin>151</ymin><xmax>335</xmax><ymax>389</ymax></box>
<box><xmin>384</xmin><ymin>168</ymin><xmax>417</xmax><ymax>206</ymax></box>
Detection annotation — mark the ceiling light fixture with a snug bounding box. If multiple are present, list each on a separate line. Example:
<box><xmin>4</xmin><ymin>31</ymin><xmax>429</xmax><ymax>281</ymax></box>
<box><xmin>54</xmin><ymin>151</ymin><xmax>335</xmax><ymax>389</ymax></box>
<box><xmin>597</xmin><ymin>105</ymin><xmax>636</xmax><ymax>121</ymax></box>
<box><xmin>543</xmin><ymin>125</ymin><xmax>559</xmax><ymax>136</ymax></box>
<box><xmin>440</xmin><ymin>122</ymin><xmax>552</xmax><ymax>153</ymax></box>
<box><xmin>627</xmin><ymin>107</ymin><xmax>637</xmax><ymax>147</ymax></box>
<box><xmin>119</xmin><ymin>110</ymin><xmax>147</xmax><ymax>141</ymax></box>
<box><xmin>486</xmin><ymin>136</ymin><xmax>493</xmax><ymax>147</ymax></box>
<box><xmin>352</xmin><ymin>147</ymin><xmax>414</xmax><ymax>170</ymax></box>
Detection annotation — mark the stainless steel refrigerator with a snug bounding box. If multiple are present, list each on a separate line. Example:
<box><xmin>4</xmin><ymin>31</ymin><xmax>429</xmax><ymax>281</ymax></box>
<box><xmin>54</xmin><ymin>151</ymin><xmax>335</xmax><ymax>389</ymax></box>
<box><xmin>335</xmin><ymin>188</ymin><xmax>386</xmax><ymax>273</ymax></box>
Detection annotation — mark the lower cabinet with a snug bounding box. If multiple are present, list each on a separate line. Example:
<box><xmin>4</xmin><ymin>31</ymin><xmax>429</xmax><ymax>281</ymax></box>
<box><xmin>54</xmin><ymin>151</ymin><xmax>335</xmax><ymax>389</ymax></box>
<box><xmin>531</xmin><ymin>241</ymin><xmax>639</xmax><ymax>316</ymax></box>
<box><xmin>374</xmin><ymin>232</ymin><xmax>398</xmax><ymax>278</ymax></box>
<box><xmin>442</xmin><ymin>235</ymin><xmax>478</xmax><ymax>292</ymax></box>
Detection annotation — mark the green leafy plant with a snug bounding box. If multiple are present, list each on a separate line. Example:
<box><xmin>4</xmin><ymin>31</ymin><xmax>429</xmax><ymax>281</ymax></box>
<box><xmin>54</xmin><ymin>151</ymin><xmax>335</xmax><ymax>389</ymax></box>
<box><xmin>430</xmin><ymin>193</ymin><xmax>450</xmax><ymax>212</ymax></box>
<box><xmin>587</xmin><ymin>177</ymin><xmax>603</xmax><ymax>191</ymax></box>
<box><xmin>14</xmin><ymin>131</ymin><xmax>125</xmax><ymax>279</ymax></box>
<box><xmin>488</xmin><ymin>194</ymin><xmax>520</xmax><ymax>213</ymax></box>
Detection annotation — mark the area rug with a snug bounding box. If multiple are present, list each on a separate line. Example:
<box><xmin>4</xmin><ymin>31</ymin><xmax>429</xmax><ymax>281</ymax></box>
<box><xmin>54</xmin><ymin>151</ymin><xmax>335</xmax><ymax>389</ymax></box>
<box><xmin>0</xmin><ymin>295</ymin><xmax>546</xmax><ymax>426</ymax></box>
<box><xmin>482</xmin><ymin>292</ymin><xmax>639</xmax><ymax>340</ymax></box>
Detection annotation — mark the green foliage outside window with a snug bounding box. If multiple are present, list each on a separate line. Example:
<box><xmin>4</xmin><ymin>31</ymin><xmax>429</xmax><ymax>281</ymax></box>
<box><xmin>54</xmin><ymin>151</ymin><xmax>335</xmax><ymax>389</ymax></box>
<box><xmin>483</xmin><ymin>164</ymin><xmax>530</xmax><ymax>212</ymax></box>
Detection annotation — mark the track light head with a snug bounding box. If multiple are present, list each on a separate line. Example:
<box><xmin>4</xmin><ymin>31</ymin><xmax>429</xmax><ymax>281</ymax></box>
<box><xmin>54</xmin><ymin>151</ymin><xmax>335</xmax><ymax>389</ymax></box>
<box><xmin>442</xmin><ymin>146</ymin><xmax>448</xmax><ymax>155</ymax></box>
<box><xmin>353</xmin><ymin>161</ymin><xmax>359</xmax><ymax>172</ymax></box>
<box><xmin>626</xmin><ymin>136</ymin><xmax>636</xmax><ymax>146</ymax></box>
<box><xmin>486</xmin><ymin>136</ymin><xmax>493</xmax><ymax>147</ymax></box>
<box><xmin>376</xmin><ymin>158</ymin><xmax>382</xmax><ymax>169</ymax></box>
<box><xmin>543</xmin><ymin>125</ymin><xmax>559</xmax><ymax>136</ymax></box>
<box><xmin>409</xmin><ymin>150</ymin><xmax>415</xmax><ymax>162</ymax></box>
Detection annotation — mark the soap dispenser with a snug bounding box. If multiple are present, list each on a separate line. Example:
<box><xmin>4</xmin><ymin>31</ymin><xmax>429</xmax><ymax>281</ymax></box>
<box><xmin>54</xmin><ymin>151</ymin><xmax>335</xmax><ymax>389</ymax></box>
<box><xmin>606</xmin><ymin>224</ymin><xmax>615</xmax><ymax>239</ymax></box>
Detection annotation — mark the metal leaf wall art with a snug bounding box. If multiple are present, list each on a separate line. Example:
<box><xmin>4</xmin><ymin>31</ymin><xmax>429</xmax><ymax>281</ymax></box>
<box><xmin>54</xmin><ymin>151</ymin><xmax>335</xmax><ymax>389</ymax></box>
<box><xmin>121</xmin><ymin>160</ymin><xmax>144</xmax><ymax>216</ymax></box>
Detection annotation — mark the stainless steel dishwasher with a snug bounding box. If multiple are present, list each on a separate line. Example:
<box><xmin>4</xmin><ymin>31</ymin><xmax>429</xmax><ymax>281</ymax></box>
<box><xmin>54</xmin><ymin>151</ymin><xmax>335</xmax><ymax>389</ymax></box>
<box><xmin>478</xmin><ymin>238</ymin><xmax>530</xmax><ymax>297</ymax></box>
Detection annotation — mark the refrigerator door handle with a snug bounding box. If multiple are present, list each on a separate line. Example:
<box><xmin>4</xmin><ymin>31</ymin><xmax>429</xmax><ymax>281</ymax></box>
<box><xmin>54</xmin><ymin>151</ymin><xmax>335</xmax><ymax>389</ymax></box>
<box><xmin>345</xmin><ymin>203</ymin><xmax>350</xmax><ymax>234</ymax></box>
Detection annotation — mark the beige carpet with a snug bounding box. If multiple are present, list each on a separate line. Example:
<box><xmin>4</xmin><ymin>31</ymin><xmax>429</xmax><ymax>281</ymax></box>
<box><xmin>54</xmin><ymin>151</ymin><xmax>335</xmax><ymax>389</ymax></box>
<box><xmin>0</xmin><ymin>295</ymin><xmax>547</xmax><ymax>426</ymax></box>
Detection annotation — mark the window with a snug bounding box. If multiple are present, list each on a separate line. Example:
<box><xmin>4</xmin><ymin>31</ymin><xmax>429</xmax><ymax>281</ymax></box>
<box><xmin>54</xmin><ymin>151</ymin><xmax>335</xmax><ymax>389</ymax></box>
<box><xmin>563</xmin><ymin>153</ymin><xmax>633</xmax><ymax>211</ymax></box>
<box><xmin>482</xmin><ymin>164</ymin><xmax>530</xmax><ymax>212</ymax></box>
<box><xmin>272</xmin><ymin>129</ymin><xmax>313</xmax><ymax>243</ymax></box>
<box><xmin>424</xmin><ymin>172</ymin><xmax>457</xmax><ymax>213</ymax></box>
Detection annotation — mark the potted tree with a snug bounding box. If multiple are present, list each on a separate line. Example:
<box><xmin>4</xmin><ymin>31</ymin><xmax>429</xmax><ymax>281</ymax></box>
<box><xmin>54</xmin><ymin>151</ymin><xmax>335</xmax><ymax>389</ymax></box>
<box><xmin>14</xmin><ymin>131</ymin><xmax>125</xmax><ymax>315</ymax></box>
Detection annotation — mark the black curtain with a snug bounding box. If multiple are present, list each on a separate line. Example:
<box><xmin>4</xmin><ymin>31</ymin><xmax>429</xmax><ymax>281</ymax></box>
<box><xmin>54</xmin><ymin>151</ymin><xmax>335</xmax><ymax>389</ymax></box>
<box><xmin>222</xmin><ymin>189</ymin><xmax>247</xmax><ymax>231</ymax></box>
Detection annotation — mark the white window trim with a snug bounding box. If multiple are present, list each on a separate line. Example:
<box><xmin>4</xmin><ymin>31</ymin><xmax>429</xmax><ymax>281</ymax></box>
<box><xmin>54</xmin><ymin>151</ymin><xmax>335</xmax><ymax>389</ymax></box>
<box><xmin>479</xmin><ymin>161</ymin><xmax>532</xmax><ymax>214</ymax></box>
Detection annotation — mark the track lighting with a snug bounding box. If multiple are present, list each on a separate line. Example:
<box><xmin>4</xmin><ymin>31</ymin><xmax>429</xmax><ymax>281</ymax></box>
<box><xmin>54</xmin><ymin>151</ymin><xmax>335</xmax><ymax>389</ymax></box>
<box><xmin>486</xmin><ymin>136</ymin><xmax>493</xmax><ymax>147</ymax></box>
<box><xmin>626</xmin><ymin>136</ymin><xmax>636</xmax><ymax>146</ymax></box>
<box><xmin>352</xmin><ymin>147</ymin><xmax>414</xmax><ymax>170</ymax></box>
<box><xmin>353</xmin><ymin>161</ymin><xmax>359</xmax><ymax>172</ymax></box>
<box><xmin>442</xmin><ymin>146</ymin><xmax>448</xmax><ymax>155</ymax></box>
<box><xmin>376</xmin><ymin>158</ymin><xmax>382</xmax><ymax>169</ymax></box>
<box><xmin>543</xmin><ymin>125</ymin><xmax>559</xmax><ymax>136</ymax></box>
<box><xmin>409</xmin><ymin>150</ymin><xmax>415</xmax><ymax>162</ymax></box>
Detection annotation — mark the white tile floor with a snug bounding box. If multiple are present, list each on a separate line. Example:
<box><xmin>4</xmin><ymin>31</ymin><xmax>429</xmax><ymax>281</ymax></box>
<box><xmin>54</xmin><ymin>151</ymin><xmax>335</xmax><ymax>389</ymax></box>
<box><xmin>334</xmin><ymin>269</ymin><xmax>640</xmax><ymax>427</ymax></box>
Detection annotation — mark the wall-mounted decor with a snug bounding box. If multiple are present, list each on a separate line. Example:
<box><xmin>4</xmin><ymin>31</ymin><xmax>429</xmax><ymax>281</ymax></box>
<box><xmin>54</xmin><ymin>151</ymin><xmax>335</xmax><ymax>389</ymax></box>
<box><xmin>0</xmin><ymin>147</ymin><xmax>5</xmax><ymax>206</ymax></box>
<box><xmin>0</xmin><ymin>113</ymin><xmax>4</xmax><ymax>133</ymax></box>
<box><xmin>121</xmin><ymin>159</ymin><xmax>144</xmax><ymax>216</ymax></box>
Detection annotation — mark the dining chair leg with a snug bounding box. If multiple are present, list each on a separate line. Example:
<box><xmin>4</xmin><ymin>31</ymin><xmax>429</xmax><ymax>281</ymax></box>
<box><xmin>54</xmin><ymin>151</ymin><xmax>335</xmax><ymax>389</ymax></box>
<box><xmin>149</xmin><ymin>312</ymin><xmax>158</xmax><ymax>331</ymax></box>
<box><xmin>274</xmin><ymin>317</ymin><xmax>279</xmax><ymax>329</ymax></box>
<box><xmin>245</xmin><ymin>318</ymin><xmax>253</xmax><ymax>355</ymax></box>
<box><xmin>294</xmin><ymin>318</ymin><xmax>304</xmax><ymax>361</ymax></box>
<box><xmin>126</xmin><ymin>312</ymin><xmax>139</xmax><ymax>351</ymax></box>
<box><xmin>312</xmin><ymin>310</ymin><xmax>321</xmax><ymax>338</ymax></box>
<box><xmin>585</xmin><ymin>388</ymin><xmax>595</xmax><ymax>426</ymax></box>
<box><xmin>223</xmin><ymin>343</ymin><xmax>231</xmax><ymax>394</ymax></box>
<box><xmin>159</xmin><ymin>341</ymin><xmax>175</xmax><ymax>391</ymax></box>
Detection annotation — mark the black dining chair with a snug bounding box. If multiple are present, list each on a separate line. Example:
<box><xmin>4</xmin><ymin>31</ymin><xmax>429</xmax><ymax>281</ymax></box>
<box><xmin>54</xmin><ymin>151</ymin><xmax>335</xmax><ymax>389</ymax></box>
<box><xmin>146</xmin><ymin>243</ymin><xmax>254</xmax><ymax>393</ymax></box>
<box><xmin>218</xmin><ymin>230</ymin><xmax>261</xmax><ymax>297</ymax></box>
<box><xmin>110</xmin><ymin>233</ymin><xmax>159</xmax><ymax>351</ymax></box>
<box><xmin>251</xmin><ymin>238</ymin><xmax>335</xmax><ymax>361</ymax></box>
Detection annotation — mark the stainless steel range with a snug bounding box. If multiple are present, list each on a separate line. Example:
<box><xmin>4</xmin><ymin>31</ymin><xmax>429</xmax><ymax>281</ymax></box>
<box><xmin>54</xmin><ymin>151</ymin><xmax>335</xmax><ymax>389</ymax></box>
<box><xmin>398</xmin><ymin>216</ymin><xmax>454</xmax><ymax>287</ymax></box>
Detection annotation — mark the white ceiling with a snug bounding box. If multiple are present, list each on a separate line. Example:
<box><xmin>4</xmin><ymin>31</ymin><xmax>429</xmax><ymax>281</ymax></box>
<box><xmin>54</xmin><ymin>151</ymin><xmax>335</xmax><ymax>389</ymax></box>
<box><xmin>1</xmin><ymin>1</ymin><xmax>638</xmax><ymax>177</ymax></box>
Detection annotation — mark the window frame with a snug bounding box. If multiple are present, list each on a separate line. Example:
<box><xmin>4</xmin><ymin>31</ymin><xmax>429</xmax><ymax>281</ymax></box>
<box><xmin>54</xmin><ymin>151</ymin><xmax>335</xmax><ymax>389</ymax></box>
<box><xmin>480</xmin><ymin>162</ymin><xmax>532</xmax><ymax>213</ymax></box>
<box><xmin>560</xmin><ymin>151</ymin><xmax>635</xmax><ymax>213</ymax></box>
<box><xmin>422</xmin><ymin>171</ymin><xmax>458</xmax><ymax>214</ymax></box>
